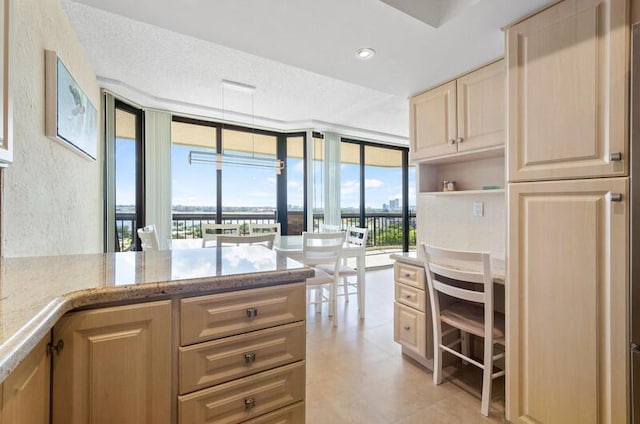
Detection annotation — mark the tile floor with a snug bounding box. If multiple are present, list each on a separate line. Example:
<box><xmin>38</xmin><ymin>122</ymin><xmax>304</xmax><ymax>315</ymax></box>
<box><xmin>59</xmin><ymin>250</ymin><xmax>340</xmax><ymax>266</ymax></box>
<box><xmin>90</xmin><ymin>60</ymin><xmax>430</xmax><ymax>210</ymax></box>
<box><xmin>305</xmin><ymin>267</ymin><xmax>506</xmax><ymax>423</ymax></box>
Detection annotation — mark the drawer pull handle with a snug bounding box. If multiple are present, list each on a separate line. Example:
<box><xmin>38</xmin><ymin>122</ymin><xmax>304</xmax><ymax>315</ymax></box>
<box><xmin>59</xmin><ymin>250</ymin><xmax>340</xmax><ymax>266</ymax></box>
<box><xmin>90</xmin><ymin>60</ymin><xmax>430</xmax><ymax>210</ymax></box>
<box><xmin>404</xmin><ymin>325</ymin><xmax>411</xmax><ymax>331</ymax></box>
<box><xmin>403</xmin><ymin>273</ymin><xmax>411</xmax><ymax>278</ymax></box>
<box><xmin>244</xmin><ymin>397</ymin><xmax>256</xmax><ymax>410</ymax></box>
<box><xmin>404</xmin><ymin>294</ymin><xmax>412</xmax><ymax>299</ymax></box>
<box><xmin>246</xmin><ymin>308</ymin><xmax>258</xmax><ymax>318</ymax></box>
<box><xmin>244</xmin><ymin>352</ymin><xmax>256</xmax><ymax>365</ymax></box>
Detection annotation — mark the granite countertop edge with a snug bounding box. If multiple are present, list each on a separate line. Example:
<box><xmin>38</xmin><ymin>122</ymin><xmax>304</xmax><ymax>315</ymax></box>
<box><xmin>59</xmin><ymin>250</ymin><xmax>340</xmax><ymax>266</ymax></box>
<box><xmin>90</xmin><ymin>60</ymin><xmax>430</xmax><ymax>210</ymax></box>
<box><xmin>0</xmin><ymin>267</ymin><xmax>313</xmax><ymax>384</ymax></box>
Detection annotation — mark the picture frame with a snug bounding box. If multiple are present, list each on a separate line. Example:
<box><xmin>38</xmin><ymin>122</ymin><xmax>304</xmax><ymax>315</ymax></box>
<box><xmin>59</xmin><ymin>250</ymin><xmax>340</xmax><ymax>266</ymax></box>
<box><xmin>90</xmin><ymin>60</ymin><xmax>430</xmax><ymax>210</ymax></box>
<box><xmin>45</xmin><ymin>49</ymin><xmax>97</xmax><ymax>160</ymax></box>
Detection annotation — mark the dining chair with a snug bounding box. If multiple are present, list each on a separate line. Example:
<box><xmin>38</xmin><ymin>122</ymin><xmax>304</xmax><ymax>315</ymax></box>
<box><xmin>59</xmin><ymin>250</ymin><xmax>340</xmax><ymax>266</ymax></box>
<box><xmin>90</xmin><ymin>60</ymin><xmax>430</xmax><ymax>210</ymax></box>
<box><xmin>248</xmin><ymin>222</ymin><xmax>281</xmax><ymax>236</ymax></box>
<box><xmin>216</xmin><ymin>233</ymin><xmax>276</xmax><ymax>250</ymax></box>
<box><xmin>137</xmin><ymin>225</ymin><xmax>160</xmax><ymax>251</ymax></box>
<box><xmin>421</xmin><ymin>243</ymin><xmax>505</xmax><ymax>417</ymax></box>
<box><xmin>201</xmin><ymin>223</ymin><xmax>241</xmax><ymax>248</ymax></box>
<box><xmin>319</xmin><ymin>226</ymin><xmax>368</xmax><ymax>310</ymax></box>
<box><xmin>319</xmin><ymin>223</ymin><xmax>342</xmax><ymax>233</ymax></box>
<box><xmin>302</xmin><ymin>232</ymin><xmax>344</xmax><ymax>327</ymax></box>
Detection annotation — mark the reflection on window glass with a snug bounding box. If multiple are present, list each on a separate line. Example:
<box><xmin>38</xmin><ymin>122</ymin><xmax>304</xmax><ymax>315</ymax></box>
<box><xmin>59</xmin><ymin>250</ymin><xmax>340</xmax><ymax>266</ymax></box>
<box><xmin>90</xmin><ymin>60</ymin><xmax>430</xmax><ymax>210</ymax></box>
<box><xmin>312</xmin><ymin>137</ymin><xmax>324</xmax><ymax>231</ymax></box>
<box><xmin>408</xmin><ymin>166</ymin><xmax>417</xmax><ymax>249</ymax></box>
<box><xmin>171</xmin><ymin>121</ymin><xmax>217</xmax><ymax>240</ymax></box>
<box><xmin>340</xmin><ymin>142</ymin><xmax>361</xmax><ymax>229</ymax></box>
<box><xmin>287</xmin><ymin>136</ymin><xmax>304</xmax><ymax>235</ymax></box>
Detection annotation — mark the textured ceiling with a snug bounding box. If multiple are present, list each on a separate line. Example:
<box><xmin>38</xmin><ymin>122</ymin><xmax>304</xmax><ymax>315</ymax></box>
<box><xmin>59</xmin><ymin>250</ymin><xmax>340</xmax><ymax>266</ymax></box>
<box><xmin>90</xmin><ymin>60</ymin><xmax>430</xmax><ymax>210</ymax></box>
<box><xmin>62</xmin><ymin>0</ymin><xmax>553</xmax><ymax>144</ymax></box>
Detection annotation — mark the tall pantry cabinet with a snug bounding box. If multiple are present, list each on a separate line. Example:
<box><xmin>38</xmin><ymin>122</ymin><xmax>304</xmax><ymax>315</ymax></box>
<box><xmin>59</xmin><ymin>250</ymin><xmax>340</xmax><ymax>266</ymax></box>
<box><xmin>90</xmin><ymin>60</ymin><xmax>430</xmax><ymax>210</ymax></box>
<box><xmin>505</xmin><ymin>0</ymin><xmax>629</xmax><ymax>423</ymax></box>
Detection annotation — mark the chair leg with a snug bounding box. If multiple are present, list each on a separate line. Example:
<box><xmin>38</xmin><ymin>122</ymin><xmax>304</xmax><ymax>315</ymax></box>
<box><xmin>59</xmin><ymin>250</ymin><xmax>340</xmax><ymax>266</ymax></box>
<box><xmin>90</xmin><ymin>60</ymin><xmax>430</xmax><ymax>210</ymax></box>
<box><xmin>314</xmin><ymin>288</ymin><xmax>321</xmax><ymax>314</ymax></box>
<box><xmin>343</xmin><ymin>276</ymin><xmax>349</xmax><ymax>302</ymax></box>
<box><xmin>480</xmin><ymin>341</ymin><xmax>494</xmax><ymax>416</ymax></box>
<box><xmin>433</xmin><ymin>324</ymin><xmax>443</xmax><ymax>385</ymax></box>
<box><xmin>461</xmin><ymin>331</ymin><xmax>470</xmax><ymax>365</ymax></box>
<box><xmin>330</xmin><ymin>281</ymin><xmax>338</xmax><ymax>327</ymax></box>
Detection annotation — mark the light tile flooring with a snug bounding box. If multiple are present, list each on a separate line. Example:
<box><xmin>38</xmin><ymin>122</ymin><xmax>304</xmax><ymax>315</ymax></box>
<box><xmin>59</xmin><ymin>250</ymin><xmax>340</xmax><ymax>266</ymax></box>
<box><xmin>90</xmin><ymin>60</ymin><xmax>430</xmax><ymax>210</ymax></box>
<box><xmin>305</xmin><ymin>268</ymin><xmax>506</xmax><ymax>423</ymax></box>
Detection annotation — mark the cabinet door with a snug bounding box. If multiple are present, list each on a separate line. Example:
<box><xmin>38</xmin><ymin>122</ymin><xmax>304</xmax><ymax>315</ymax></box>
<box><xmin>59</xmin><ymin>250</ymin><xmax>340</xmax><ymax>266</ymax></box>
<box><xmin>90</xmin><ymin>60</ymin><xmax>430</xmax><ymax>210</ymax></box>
<box><xmin>506</xmin><ymin>0</ymin><xmax>628</xmax><ymax>181</ymax></box>
<box><xmin>409</xmin><ymin>80</ymin><xmax>457</xmax><ymax>161</ymax></box>
<box><xmin>393</xmin><ymin>302</ymin><xmax>426</xmax><ymax>358</ymax></box>
<box><xmin>0</xmin><ymin>336</ymin><xmax>50</xmax><ymax>424</ymax></box>
<box><xmin>51</xmin><ymin>301</ymin><xmax>172</xmax><ymax>424</ymax></box>
<box><xmin>507</xmin><ymin>178</ymin><xmax>628</xmax><ymax>423</ymax></box>
<box><xmin>457</xmin><ymin>60</ymin><xmax>505</xmax><ymax>153</ymax></box>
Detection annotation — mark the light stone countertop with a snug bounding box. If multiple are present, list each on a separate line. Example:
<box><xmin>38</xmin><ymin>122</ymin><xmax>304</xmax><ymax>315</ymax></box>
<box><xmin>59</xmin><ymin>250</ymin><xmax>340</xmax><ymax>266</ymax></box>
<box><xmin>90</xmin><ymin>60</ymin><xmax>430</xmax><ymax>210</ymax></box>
<box><xmin>390</xmin><ymin>251</ymin><xmax>506</xmax><ymax>283</ymax></box>
<box><xmin>0</xmin><ymin>246</ymin><xmax>312</xmax><ymax>384</ymax></box>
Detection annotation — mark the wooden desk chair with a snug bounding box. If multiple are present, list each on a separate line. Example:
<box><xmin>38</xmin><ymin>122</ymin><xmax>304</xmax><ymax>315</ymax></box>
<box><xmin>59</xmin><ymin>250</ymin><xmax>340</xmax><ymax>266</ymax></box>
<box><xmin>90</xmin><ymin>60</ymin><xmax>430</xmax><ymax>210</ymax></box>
<box><xmin>421</xmin><ymin>243</ymin><xmax>505</xmax><ymax>417</ymax></box>
<box><xmin>216</xmin><ymin>233</ymin><xmax>276</xmax><ymax>250</ymax></box>
<box><xmin>248</xmin><ymin>223</ymin><xmax>281</xmax><ymax>236</ymax></box>
<box><xmin>302</xmin><ymin>232</ymin><xmax>344</xmax><ymax>327</ymax></box>
<box><xmin>137</xmin><ymin>225</ymin><xmax>159</xmax><ymax>251</ymax></box>
<box><xmin>201</xmin><ymin>223</ymin><xmax>240</xmax><ymax>248</ymax></box>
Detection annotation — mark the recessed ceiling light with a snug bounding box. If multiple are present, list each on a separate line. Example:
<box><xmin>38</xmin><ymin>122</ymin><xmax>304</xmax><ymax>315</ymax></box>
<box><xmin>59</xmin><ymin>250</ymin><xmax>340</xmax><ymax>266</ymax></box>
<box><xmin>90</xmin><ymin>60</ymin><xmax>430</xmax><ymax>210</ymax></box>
<box><xmin>355</xmin><ymin>48</ymin><xmax>376</xmax><ymax>60</ymax></box>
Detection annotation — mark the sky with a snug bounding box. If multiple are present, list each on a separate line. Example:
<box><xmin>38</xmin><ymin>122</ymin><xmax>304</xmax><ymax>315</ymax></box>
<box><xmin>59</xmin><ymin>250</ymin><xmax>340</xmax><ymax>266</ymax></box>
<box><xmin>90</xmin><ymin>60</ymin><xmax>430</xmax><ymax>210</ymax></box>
<box><xmin>116</xmin><ymin>138</ymin><xmax>416</xmax><ymax>210</ymax></box>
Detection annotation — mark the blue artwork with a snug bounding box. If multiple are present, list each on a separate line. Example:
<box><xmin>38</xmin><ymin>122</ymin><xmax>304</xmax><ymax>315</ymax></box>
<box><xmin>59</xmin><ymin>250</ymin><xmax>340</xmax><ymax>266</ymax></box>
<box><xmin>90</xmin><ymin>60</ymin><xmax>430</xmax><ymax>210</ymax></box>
<box><xmin>56</xmin><ymin>57</ymin><xmax>97</xmax><ymax>159</ymax></box>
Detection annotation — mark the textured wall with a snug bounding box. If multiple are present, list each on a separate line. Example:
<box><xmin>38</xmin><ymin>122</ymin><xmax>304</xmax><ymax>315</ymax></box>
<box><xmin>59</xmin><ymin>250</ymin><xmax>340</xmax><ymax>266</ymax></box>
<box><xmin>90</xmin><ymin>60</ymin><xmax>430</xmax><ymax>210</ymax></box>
<box><xmin>2</xmin><ymin>0</ymin><xmax>101</xmax><ymax>257</ymax></box>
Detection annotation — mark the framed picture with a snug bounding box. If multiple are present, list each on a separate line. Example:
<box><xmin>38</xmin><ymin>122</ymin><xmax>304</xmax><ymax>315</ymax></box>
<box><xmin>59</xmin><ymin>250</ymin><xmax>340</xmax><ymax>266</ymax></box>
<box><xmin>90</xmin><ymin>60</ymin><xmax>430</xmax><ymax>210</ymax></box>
<box><xmin>45</xmin><ymin>50</ymin><xmax>97</xmax><ymax>160</ymax></box>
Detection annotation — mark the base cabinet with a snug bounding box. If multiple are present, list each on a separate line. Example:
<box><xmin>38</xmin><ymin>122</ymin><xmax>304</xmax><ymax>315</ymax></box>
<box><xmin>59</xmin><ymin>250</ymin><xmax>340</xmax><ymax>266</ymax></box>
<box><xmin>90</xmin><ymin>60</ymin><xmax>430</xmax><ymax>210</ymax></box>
<box><xmin>0</xmin><ymin>336</ymin><xmax>51</xmax><ymax>424</ymax></box>
<box><xmin>507</xmin><ymin>178</ymin><xmax>629</xmax><ymax>423</ymax></box>
<box><xmin>51</xmin><ymin>301</ymin><xmax>172</xmax><ymax>424</ymax></box>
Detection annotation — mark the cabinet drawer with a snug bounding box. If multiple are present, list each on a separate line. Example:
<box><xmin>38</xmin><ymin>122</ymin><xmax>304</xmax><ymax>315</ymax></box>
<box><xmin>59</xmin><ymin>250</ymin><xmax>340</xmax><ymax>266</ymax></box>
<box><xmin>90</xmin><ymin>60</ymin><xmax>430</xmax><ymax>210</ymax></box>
<box><xmin>178</xmin><ymin>361</ymin><xmax>305</xmax><ymax>424</ymax></box>
<box><xmin>393</xmin><ymin>303</ymin><xmax>426</xmax><ymax>358</ymax></box>
<box><xmin>394</xmin><ymin>283</ymin><xmax>426</xmax><ymax>312</ymax></box>
<box><xmin>181</xmin><ymin>283</ymin><xmax>305</xmax><ymax>345</ymax></box>
<box><xmin>394</xmin><ymin>263</ymin><xmax>425</xmax><ymax>290</ymax></box>
<box><xmin>179</xmin><ymin>322</ymin><xmax>305</xmax><ymax>394</ymax></box>
<box><xmin>242</xmin><ymin>402</ymin><xmax>305</xmax><ymax>424</ymax></box>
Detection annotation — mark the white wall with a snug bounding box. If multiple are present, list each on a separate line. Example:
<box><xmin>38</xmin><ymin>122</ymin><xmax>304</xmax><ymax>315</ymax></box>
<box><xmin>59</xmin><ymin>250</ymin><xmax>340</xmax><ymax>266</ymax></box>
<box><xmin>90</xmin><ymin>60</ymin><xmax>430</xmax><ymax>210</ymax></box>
<box><xmin>2</xmin><ymin>0</ymin><xmax>101</xmax><ymax>257</ymax></box>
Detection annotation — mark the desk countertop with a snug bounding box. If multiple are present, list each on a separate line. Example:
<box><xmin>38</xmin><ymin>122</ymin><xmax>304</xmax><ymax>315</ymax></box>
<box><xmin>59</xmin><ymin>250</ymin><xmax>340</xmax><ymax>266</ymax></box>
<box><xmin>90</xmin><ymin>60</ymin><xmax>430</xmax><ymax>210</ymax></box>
<box><xmin>0</xmin><ymin>246</ymin><xmax>312</xmax><ymax>383</ymax></box>
<box><xmin>390</xmin><ymin>251</ymin><xmax>505</xmax><ymax>283</ymax></box>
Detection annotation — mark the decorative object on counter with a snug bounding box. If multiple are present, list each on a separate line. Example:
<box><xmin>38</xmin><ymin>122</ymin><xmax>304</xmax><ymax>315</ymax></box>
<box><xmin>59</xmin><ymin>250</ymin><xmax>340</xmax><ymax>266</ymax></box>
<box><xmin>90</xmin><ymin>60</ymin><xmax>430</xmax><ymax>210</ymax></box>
<box><xmin>482</xmin><ymin>185</ymin><xmax>501</xmax><ymax>190</ymax></box>
<box><xmin>442</xmin><ymin>180</ymin><xmax>456</xmax><ymax>192</ymax></box>
<box><xmin>44</xmin><ymin>50</ymin><xmax>97</xmax><ymax>160</ymax></box>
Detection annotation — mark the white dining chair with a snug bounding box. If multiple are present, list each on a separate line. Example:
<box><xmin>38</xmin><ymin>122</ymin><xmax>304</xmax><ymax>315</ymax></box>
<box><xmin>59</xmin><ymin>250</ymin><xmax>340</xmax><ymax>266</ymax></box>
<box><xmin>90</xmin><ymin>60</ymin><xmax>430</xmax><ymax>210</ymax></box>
<box><xmin>216</xmin><ymin>233</ymin><xmax>276</xmax><ymax>250</ymax></box>
<box><xmin>137</xmin><ymin>225</ymin><xmax>160</xmax><ymax>251</ymax></box>
<box><xmin>248</xmin><ymin>222</ymin><xmax>281</xmax><ymax>236</ymax></box>
<box><xmin>201</xmin><ymin>223</ymin><xmax>240</xmax><ymax>248</ymax></box>
<box><xmin>302</xmin><ymin>232</ymin><xmax>343</xmax><ymax>327</ymax></box>
<box><xmin>421</xmin><ymin>243</ymin><xmax>505</xmax><ymax>416</ymax></box>
<box><xmin>319</xmin><ymin>223</ymin><xmax>342</xmax><ymax>233</ymax></box>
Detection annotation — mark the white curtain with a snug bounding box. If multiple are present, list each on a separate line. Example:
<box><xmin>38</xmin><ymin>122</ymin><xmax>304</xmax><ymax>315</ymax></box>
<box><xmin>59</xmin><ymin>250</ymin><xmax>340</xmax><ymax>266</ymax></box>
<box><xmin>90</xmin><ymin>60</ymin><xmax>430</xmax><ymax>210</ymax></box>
<box><xmin>144</xmin><ymin>110</ymin><xmax>172</xmax><ymax>249</ymax></box>
<box><xmin>323</xmin><ymin>132</ymin><xmax>341</xmax><ymax>227</ymax></box>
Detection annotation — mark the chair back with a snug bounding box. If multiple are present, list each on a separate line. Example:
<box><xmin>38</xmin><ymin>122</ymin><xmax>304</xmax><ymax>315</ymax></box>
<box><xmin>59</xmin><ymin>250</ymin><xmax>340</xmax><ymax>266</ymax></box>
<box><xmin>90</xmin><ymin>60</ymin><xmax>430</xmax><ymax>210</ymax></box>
<box><xmin>137</xmin><ymin>225</ymin><xmax>160</xmax><ymax>251</ymax></box>
<box><xmin>302</xmin><ymin>232</ymin><xmax>343</xmax><ymax>270</ymax></box>
<box><xmin>201</xmin><ymin>223</ymin><xmax>241</xmax><ymax>247</ymax></box>
<box><xmin>249</xmin><ymin>223</ymin><xmax>281</xmax><ymax>236</ymax></box>
<box><xmin>345</xmin><ymin>226</ymin><xmax>368</xmax><ymax>248</ymax></box>
<box><xmin>319</xmin><ymin>223</ymin><xmax>342</xmax><ymax>233</ymax></box>
<box><xmin>216</xmin><ymin>233</ymin><xmax>276</xmax><ymax>249</ymax></box>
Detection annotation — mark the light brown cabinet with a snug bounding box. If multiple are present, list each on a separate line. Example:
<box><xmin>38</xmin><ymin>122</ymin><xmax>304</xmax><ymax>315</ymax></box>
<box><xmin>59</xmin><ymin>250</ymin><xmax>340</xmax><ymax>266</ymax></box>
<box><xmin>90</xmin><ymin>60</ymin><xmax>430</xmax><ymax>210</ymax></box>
<box><xmin>506</xmin><ymin>0</ymin><xmax>628</xmax><ymax>182</ymax></box>
<box><xmin>51</xmin><ymin>301</ymin><xmax>172</xmax><ymax>424</ymax></box>
<box><xmin>0</xmin><ymin>336</ymin><xmax>50</xmax><ymax>424</ymax></box>
<box><xmin>507</xmin><ymin>178</ymin><xmax>628</xmax><ymax>423</ymax></box>
<box><xmin>410</xmin><ymin>60</ymin><xmax>505</xmax><ymax>163</ymax></box>
<box><xmin>393</xmin><ymin>262</ymin><xmax>432</xmax><ymax>369</ymax></box>
<box><xmin>178</xmin><ymin>283</ymin><xmax>306</xmax><ymax>424</ymax></box>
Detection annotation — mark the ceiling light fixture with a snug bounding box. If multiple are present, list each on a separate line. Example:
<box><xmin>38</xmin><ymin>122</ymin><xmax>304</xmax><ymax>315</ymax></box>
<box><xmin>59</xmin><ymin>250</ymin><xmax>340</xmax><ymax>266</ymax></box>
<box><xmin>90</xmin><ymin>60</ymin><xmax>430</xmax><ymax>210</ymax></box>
<box><xmin>355</xmin><ymin>48</ymin><xmax>376</xmax><ymax>60</ymax></box>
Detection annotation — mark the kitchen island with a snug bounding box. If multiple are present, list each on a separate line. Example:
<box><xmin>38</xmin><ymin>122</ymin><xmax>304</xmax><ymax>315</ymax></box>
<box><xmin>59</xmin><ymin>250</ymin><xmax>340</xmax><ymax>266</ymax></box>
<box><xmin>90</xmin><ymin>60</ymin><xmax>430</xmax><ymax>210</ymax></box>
<box><xmin>0</xmin><ymin>246</ymin><xmax>312</xmax><ymax>423</ymax></box>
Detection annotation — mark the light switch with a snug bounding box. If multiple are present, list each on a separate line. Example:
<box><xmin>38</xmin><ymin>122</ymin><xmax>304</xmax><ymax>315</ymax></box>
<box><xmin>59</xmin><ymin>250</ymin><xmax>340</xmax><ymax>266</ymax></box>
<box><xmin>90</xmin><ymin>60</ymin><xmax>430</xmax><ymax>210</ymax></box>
<box><xmin>472</xmin><ymin>201</ymin><xmax>484</xmax><ymax>217</ymax></box>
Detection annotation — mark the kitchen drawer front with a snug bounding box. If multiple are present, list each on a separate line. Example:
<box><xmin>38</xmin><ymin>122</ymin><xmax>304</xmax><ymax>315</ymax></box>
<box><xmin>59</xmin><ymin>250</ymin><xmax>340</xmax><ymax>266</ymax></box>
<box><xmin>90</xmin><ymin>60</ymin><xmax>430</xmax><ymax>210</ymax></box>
<box><xmin>393</xmin><ymin>302</ymin><xmax>426</xmax><ymax>358</ymax></box>
<box><xmin>394</xmin><ymin>282</ymin><xmax>426</xmax><ymax>312</ymax></box>
<box><xmin>242</xmin><ymin>402</ymin><xmax>305</xmax><ymax>424</ymax></box>
<box><xmin>179</xmin><ymin>322</ymin><xmax>305</xmax><ymax>394</ymax></box>
<box><xmin>181</xmin><ymin>283</ymin><xmax>306</xmax><ymax>345</ymax></box>
<box><xmin>178</xmin><ymin>361</ymin><xmax>305</xmax><ymax>424</ymax></box>
<box><xmin>394</xmin><ymin>263</ymin><xmax>425</xmax><ymax>290</ymax></box>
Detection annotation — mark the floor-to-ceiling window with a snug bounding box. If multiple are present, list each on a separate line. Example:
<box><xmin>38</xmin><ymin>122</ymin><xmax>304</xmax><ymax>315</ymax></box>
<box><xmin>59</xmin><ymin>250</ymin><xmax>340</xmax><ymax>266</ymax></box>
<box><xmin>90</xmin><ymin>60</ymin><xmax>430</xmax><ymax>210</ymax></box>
<box><xmin>283</xmin><ymin>135</ymin><xmax>306</xmax><ymax>234</ymax></box>
<box><xmin>113</xmin><ymin>100</ymin><xmax>144</xmax><ymax>251</ymax></box>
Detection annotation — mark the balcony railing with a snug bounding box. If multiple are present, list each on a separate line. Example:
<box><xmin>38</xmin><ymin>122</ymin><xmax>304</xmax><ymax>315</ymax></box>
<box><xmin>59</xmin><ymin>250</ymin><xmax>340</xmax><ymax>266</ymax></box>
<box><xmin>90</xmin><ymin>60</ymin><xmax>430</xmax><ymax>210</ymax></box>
<box><xmin>115</xmin><ymin>211</ymin><xmax>416</xmax><ymax>252</ymax></box>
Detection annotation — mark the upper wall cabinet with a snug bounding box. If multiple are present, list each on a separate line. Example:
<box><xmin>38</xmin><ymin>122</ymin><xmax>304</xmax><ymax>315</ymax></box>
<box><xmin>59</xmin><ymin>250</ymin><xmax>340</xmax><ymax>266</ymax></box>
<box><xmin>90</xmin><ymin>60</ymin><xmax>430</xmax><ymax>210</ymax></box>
<box><xmin>410</xmin><ymin>60</ymin><xmax>505</xmax><ymax>163</ymax></box>
<box><xmin>506</xmin><ymin>0</ymin><xmax>628</xmax><ymax>182</ymax></box>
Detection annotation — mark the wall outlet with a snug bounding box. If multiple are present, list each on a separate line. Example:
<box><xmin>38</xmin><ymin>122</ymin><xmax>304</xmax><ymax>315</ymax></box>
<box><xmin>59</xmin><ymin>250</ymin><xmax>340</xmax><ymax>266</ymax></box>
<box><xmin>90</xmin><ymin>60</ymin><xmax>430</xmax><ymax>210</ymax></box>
<box><xmin>472</xmin><ymin>201</ymin><xmax>484</xmax><ymax>217</ymax></box>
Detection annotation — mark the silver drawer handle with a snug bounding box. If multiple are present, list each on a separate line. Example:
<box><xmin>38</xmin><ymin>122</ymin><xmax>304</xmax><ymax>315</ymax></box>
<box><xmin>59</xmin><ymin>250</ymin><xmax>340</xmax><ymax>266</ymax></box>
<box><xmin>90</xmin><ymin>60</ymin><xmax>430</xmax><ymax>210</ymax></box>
<box><xmin>403</xmin><ymin>272</ymin><xmax>411</xmax><ymax>278</ymax></box>
<box><xmin>244</xmin><ymin>397</ymin><xmax>255</xmax><ymax>410</ymax></box>
<box><xmin>456</xmin><ymin>137</ymin><xmax>463</xmax><ymax>144</ymax></box>
<box><xmin>610</xmin><ymin>193</ymin><xmax>623</xmax><ymax>202</ymax></box>
<box><xmin>610</xmin><ymin>152</ymin><xmax>622</xmax><ymax>161</ymax></box>
<box><xmin>246</xmin><ymin>308</ymin><xmax>258</xmax><ymax>318</ymax></box>
<box><xmin>404</xmin><ymin>294</ymin><xmax>412</xmax><ymax>299</ymax></box>
<box><xmin>404</xmin><ymin>325</ymin><xmax>411</xmax><ymax>331</ymax></box>
<box><xmin>244</xmin><ymin>352</ymin><xmax>256</xmax><ymax>365</ymax></box>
